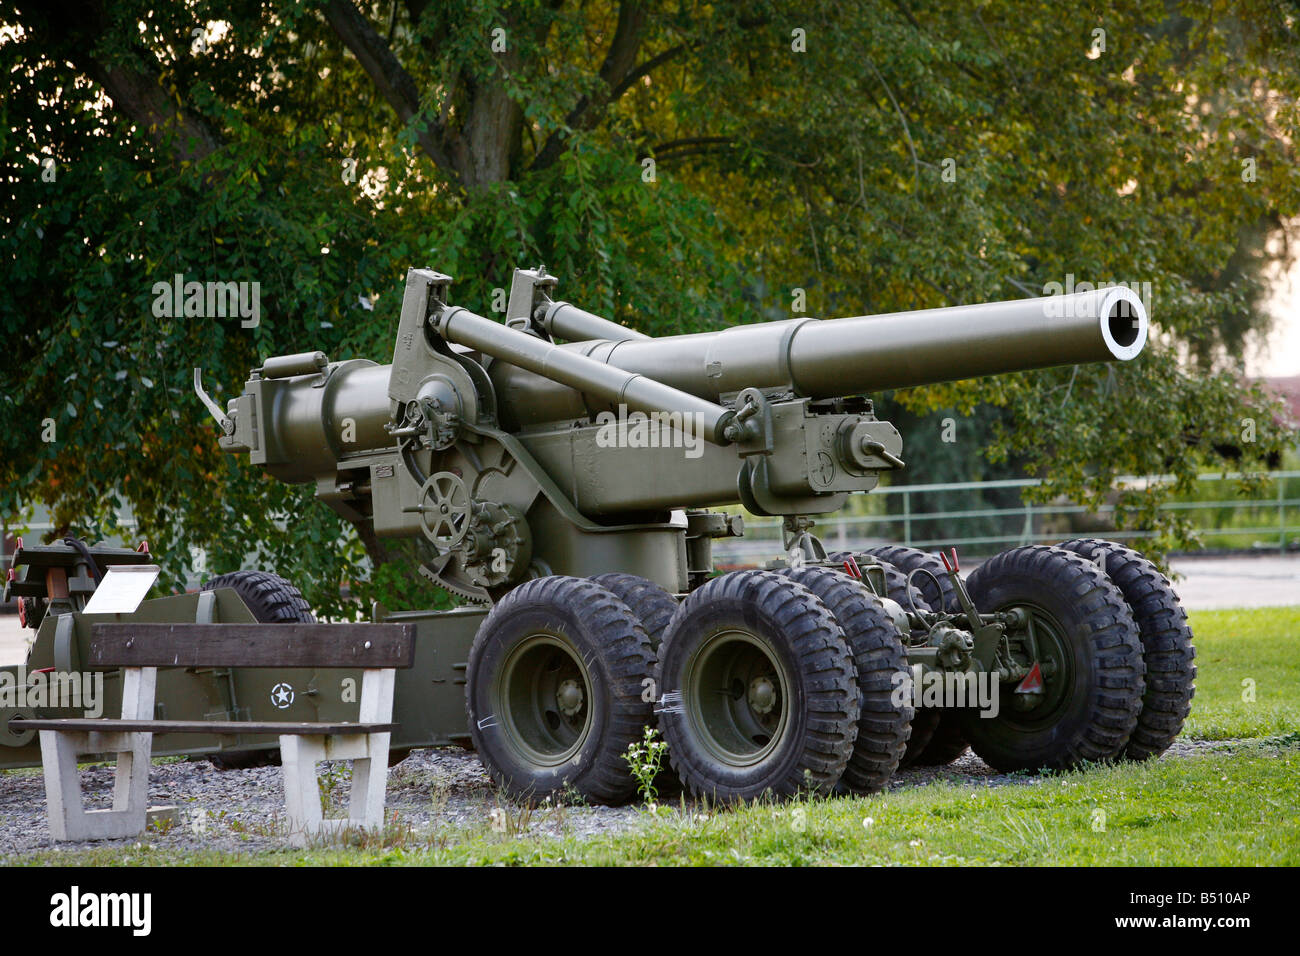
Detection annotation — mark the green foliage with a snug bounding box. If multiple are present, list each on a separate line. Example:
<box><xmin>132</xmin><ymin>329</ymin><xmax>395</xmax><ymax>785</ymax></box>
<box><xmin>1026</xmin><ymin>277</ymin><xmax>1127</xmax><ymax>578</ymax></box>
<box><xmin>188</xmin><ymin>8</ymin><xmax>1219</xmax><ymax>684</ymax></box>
<box><xmin>623</xmin><ymin>725</ymin><xmax>669</xmax><ymax>804</ymax></box>
<box><xmin>2</xmin><ymin>1</ymin><xmax>1298</xmax><ymax>611</ymax></box>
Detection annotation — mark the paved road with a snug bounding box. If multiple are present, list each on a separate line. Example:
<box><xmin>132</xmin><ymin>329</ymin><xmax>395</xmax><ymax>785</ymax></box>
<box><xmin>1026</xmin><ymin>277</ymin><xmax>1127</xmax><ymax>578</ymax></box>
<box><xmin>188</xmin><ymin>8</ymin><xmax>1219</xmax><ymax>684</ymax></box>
<box><xmin>0</xmin><ymin>554</ymin><xmax>1294</xmax><ymax>666</ymax></box>
<box><xmin>1165</xmin><ymin>554</ymin><xmax>1300</xmax><ymax>610</ymax></box>
<box><xmin>1</xmin><ymin>616</ymin><xmax>30</xmax><ymax>667</ymax></box>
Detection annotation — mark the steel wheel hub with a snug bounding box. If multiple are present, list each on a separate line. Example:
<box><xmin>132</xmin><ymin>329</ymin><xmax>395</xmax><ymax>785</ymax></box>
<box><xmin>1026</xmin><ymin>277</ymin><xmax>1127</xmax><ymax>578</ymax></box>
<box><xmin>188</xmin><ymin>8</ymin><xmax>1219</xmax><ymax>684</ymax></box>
<box><xmin>686</xmin><ymin>629</ymin><xmax>791</xmax><ymax>767</ymax></box>
<box><xmin>748</xmin><ymin>676</ymin><xmax>777</xmax><ymax>714</ymax></box>
<box><xmin>495</xmin><ymin>634</ymin><xmax>593</xmax><ymax>766</ymax></box>
<box><xmin>556</xmin><ymin>678</ymin><xmax>584</xmax><ymax>716</ymax></box>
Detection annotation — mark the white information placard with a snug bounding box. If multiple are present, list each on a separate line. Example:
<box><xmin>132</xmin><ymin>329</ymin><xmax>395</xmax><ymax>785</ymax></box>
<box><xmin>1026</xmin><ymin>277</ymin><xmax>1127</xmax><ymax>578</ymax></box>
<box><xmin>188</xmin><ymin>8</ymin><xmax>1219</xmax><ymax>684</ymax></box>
<box><xmin>81</xmin><ymin>565</ymin><xmax>162</xmax><ymax>615</ymax></box>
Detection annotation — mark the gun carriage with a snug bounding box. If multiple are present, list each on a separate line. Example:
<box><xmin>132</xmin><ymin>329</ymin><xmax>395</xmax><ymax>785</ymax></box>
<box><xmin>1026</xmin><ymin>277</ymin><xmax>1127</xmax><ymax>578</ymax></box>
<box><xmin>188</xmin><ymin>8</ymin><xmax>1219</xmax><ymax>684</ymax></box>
<box><xmin>4</xmin><ymin>268</ymin><xmax>1195</xmax><ymax>803</ymax></box>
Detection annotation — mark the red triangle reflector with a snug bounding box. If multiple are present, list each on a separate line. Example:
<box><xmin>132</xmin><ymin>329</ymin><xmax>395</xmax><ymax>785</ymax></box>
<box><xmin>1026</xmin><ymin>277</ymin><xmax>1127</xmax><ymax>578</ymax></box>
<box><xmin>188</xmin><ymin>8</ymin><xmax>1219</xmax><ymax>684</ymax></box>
<box><xmin>1015</xmin><ymin>662</ymin><xmax>1045</xmax><ymax>694</ymax></box>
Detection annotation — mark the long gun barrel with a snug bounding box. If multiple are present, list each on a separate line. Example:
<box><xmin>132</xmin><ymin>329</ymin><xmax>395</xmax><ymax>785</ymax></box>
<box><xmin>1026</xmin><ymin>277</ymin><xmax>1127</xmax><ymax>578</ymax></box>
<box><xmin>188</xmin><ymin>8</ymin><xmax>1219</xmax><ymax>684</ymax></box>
<box><xmin>487</xmin><ymin>285</ymin><xmax>1147</xmax><ymax>429</ymax></box>
<box><xmin>625</xmin><ymin>285</ymin><xmax>1144</xmax><ymax>397</ymax></box>
<box><xmin>204</xmin><ymin>268</ymin><xmax>1149</xmax><ymax>599</ymax></box>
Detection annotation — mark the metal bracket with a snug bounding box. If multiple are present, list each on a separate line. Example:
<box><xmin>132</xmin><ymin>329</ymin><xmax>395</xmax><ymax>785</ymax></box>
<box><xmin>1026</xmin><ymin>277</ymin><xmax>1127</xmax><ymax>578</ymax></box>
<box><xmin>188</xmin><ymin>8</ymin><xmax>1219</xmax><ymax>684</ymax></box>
<box><xmin>389</xmin><ymin>269</ymin><xmax>492</xmax><ymax>434</ymax></box>
<box><xmin>505</xmin><ymin>266</ymin><xmax>557</xmax><ymax>339</ymax></box>
<box><xmin>738</xmin><ymin>457</ymin><xmax>848</xmax><ymax>516</ymax></box>
<box><xmin>781</xmin><ymin>516</ymin><xmax>828</xmax><ymax>562</ymax></box>
<box><xmin>971</xmin><ymin>622</ymin><xmax>1006</xmax><ymax>672</ymax></box>
<box><xmin>194</xmin><ymin>368</ymin><xmax>233</xmax><ymax>435</ymax></box>
<box><xmin>729</xmin><ymin>387</ymin><xmax>775</xmax><ymax>453</ymax></box>
<box><xmin>195</xmin><ymin>589</ymin><xmax>217</xmax><ymax>624</ymax></box>
<box><xmin>53</xmin><ymin>613</ymin><xmax>76</xmax><ymax>673</ymax></box>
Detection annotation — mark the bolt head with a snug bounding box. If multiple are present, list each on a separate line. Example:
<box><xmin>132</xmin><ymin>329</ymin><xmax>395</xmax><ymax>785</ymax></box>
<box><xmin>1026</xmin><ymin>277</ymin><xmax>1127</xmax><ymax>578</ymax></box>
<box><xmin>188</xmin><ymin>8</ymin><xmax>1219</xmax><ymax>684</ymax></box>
<box><xmin>748</xmin><ymin>677</ymin><xmax>777</xmax><ymax>714</ymax></box>
<box><xmin>556</xmin><ymin>679</ymin><xmax>584</xmax><ymax>716</ymax></box>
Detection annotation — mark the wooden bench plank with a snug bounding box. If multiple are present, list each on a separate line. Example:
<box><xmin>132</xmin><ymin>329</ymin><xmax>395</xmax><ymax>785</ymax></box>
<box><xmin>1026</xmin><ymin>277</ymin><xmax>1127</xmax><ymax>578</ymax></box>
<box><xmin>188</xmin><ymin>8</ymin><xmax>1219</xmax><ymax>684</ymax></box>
<box><xmin>87</xmin><ymin>622</ymin><xmax>416</xmax><ymax>669</ymax></box>
<box><xmin>14</xmin><ymin>718</ymin><xmax>396</xmax><ymax>736</ymax></box>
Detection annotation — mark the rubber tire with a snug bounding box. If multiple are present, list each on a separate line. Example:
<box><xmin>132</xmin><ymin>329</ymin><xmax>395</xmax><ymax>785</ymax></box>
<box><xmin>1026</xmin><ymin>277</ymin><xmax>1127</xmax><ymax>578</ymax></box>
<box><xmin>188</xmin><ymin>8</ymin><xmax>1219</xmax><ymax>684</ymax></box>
<box><xmin>826</xmin><ymin>551</ymin><xmax>944</xmax><ymax>767</ymax></box>
<box><xmin>860</xmin><ymin>545</ymin><xmax>963</xmax><ymax>614</ymax></box>
<box><xmin>857</xmin><ymin>548</ymin><xmax>972</xmax><ymax>764</ymax></box>
<box><xmin>199</xmin><ymin>570</ymin><xmax>314</xmax><ymax>771</ymax></box>
<box><xmin>590</xmin><ymin>573</ymin><xmax>681</xmax><ymax>795</ymax></box>
<box><xmin>828</xmin><ymin>551</ymin><xmax>925</xmax><ymax>614</ymax></box>
<box><xmin>1058</xmin><ymin>539</ymin><xmax>1197</xmax><ymax>760</ymax></box>
<box><xmin>956</xmin><ymin>546</ymin><xmax>1145</xmax><ymax>772</ymax></box>
<box><xmin>466</xmin><ymin>576</ymin><xmax>654</xmax><ymax>805</ymax></box>
<box><xmin>911</xmin><ymin>714</ymin><xmax>971</xmax><ymax>766</ymax></box>
<box><xmin>775</xmin><ymin>566</ymin><xmax>911</xmax><ymax>794</ymax></box>
<box><xmin>590</xmin><ymin>573</ymin><xmax>677</xmax><ymax>652</ymax></box>
<box><xmin>201</xmin><ymin>570</ymin><xmax>314</xmax><ymax>623</ymax></box>
<box><xmin>858</xmin><ymin>547</ymin><xmax>970</xmax><ymax>766</ymax></box>
<box><xmin>898</xmin><ymin>709</ymin><xmax>941</xmax><ymax>768</ymax></box>
<box><xmin>656</xmin><ymin>569</ymin><xmax>859</xmax><ymax>802</ymax></box>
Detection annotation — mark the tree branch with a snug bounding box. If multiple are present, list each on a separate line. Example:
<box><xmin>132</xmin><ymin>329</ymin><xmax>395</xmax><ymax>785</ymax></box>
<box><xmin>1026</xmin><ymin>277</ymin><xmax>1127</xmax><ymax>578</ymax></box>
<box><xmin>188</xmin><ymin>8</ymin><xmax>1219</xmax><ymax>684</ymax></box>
<box><xmin>531</xmin><ymin>6</ymin><xmax>693</xmax><ymax>173</ymax></box>
<box><xmin>81</xmin><ymin>58</ymin><xmax>220</xmax><ymax>164</ymax></box>
<box><xmin>864</xmin><ymin>55</ymin><xmax>919</xmax><ymax>188</ymax></box>
<box><xmin>598</xmin><ymin>1</ymin><xmax>649</xmax><ymax>89</ymax></box>
<box><xmin>25</xmin><ymin>0</ymin><xmax>221</xmax><ymax>165</ymax></box>
<box><xmin>606</xmin><ymin>43</ymin><xmax>685</xmax><ymax>100</ymax></box>
<box><xmin>887</xmin><ymin>0</ymin><xmax>986</xmax><ymax>84</ymax></box>
<box><xmin>651</xmin><ymin>136</ymin><xmax>734</xmax><ymax>155</ymax></box>
<box><xmin>325</xmin><ymin>0</ymin><xmax>459</xmax><ymax>179</ymax></box>
<box><xmin>552</xmin><ymin>1</ymin><xmax>650</xmax><ymax>134</ymax></box>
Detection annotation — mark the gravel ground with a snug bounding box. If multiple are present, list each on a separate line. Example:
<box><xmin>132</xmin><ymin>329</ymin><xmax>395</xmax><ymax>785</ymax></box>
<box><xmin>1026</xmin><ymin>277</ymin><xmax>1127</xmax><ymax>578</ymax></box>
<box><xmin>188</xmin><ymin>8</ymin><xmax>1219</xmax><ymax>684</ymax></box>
<box><xmin>0</xmin><ymin>737</ymin><xmax>1247</xmax><ymax>860</ymax></box>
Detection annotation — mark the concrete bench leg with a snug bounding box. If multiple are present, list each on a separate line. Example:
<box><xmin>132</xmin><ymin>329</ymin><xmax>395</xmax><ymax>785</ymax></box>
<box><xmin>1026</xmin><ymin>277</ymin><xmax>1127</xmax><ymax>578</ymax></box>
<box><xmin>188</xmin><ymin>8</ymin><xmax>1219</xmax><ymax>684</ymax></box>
<box><xmin>279</xmin><ymin>732</ymin><xmax>392</xmax><ymax>847</ymax></box>
<box><xmin>39</xmin><ymin>730</ymin><xmax>152</xmax><ymax>842</ymax></box>
<box><xmin>280</xmin><ymin>734</ymin><xmax>328</xmax><ymax>847</ymax></box>
<box><xmin>39</xmin><ymin>665</ymin><xmax>157</xmax><ymax>842</ymax></box>
<box><xmin>347</xmin><ymin>733</ymin><xmax>392</xmax><ymax>831</ymax></box>
<box><xmin>279</xmin><ymin>667</ymin><xmax>395</xmax><ymax>847</ymax></box>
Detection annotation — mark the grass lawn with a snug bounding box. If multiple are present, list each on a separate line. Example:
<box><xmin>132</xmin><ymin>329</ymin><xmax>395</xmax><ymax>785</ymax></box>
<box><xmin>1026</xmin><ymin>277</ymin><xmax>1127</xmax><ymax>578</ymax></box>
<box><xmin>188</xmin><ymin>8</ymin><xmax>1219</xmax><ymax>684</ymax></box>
<box><xmin>1182</xmin><ymin>607</ymin><xmax>1300</xmax><ymax>740</ymax></box>
<box><xmin>12</xmin><ymin>606</ymin><xmax>1299</xmax><ymax>867</ymax></box>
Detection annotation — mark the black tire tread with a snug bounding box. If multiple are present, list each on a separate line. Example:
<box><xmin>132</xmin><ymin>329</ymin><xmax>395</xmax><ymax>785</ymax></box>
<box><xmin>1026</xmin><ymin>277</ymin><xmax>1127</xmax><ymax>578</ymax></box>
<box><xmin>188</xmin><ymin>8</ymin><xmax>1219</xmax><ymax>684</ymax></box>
<box><xmin>860</xmin><ymin>545</ymin><xmax>963</xmax><ymax>614</ymax></box>
<box><xmin>201</xmin><ymin>570</ymin><xmax>315</xmax><ymax>624</ymax></box>
<box><xmin>199</xmin><ymin>570</ymin><xmax>313</xmax><ymax>770</ymax></box>
<box><xmin>656</xmin><ymin>569</ymin><xmax>859</xmax><ymax>801</ymax></box>
<box><xmin>590</xmin><ymin>573</ymin><xmax>677</xmax><ymax>651</ymax></box>
<box><xmin>827</xmin><ymin>550</ymin><xmax>955</xmax><ymax>767</ymax></box>
<box><xmin>900</xmin><ymin>709</ymin><xmax>942</xmax><ymax>768</ymax></box>
<box><xmin>911</xmin><ymin>714</ymin><xmax>970</xmax><ymax>766</ymax></box>
<box><xmin>590</xmin><ymin>572</ymin><xmax>681</xmax><ymax>793</ymax></box>
<box><xmin>467</xmin><ymin>575</ymin><xmax>655</xmax><ymax>805</ymax></box>
<box><xmin>827</xmin><ymin>551</ymin><xmax>926</xmax><ymax>614</ymax></box>
<box><xmin>777</xmin><ymin>566</ymin><xmax>911</xmax><ymax>794</ymax></box>
<box><xmin>858</xmin><ymin>546</ymin><xmax>971</xmax><ymax>766</ymax></box>
<box><xmin>960</xmin><ymin>545</ymin><xmax>1145</xmax><ymax>771</ymax></box>
<box><xmin>1058</xmin><ymin>538</ymin><xmax>1197</xmax><ymax>761</ymax></box>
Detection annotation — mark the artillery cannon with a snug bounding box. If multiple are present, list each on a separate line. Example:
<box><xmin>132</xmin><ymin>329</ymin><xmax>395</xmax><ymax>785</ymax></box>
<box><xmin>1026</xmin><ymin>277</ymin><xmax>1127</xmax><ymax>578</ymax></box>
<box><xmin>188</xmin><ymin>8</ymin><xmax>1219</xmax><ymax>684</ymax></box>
<box><xmin>5</xmin><ymin>268</ymin><xmax>1196</xmax><ymax>804</ymax></box>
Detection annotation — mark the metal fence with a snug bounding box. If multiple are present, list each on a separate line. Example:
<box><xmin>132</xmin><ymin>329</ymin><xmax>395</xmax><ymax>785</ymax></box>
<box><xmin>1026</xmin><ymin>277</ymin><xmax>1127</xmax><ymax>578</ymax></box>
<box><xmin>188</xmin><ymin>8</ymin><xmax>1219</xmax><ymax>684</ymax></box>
<box><xmin>5</xmin><ymin>470</ymin><xmax>1298</xmax><ymax>573</ymax></box>
<box><xmin>714</xmin><ymin>470</ymin><xmax>1300</xmax><ymax>564</ymax></box>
